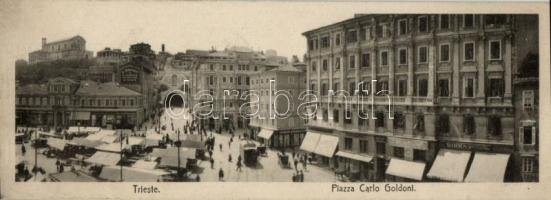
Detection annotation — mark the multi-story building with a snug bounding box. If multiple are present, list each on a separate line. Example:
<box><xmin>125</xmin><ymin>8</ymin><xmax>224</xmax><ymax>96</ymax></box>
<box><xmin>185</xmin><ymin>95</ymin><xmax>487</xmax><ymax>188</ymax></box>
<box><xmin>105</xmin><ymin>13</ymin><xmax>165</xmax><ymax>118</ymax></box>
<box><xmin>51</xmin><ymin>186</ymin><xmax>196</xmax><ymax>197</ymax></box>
<box><xmin>302</xmin><ymin>14</ymin><xmax>537</xmax><ymax>182</ymax></box>
<box><xmin>28</xmin><ymin>35</ymin><xmax>93</xmax><ymax>64</ymax></box>
<box><xmin>15</xmin><ymin>78</ymin><xmax>145</xmax><ymax>129</ymax></box>
<box><xmin>96</xmin><ymin>47</ymin><xmax>125</xmax><ymax>66</ymax></box>
<box><xmin>249</xmin><ymin>62</ymin><xmax>307</xmax><ymax>148</ymax></box>
<box><xmin>190</xmin><ymin>47</ymin><xmax>283</xmax><ymax>131</ymax></box>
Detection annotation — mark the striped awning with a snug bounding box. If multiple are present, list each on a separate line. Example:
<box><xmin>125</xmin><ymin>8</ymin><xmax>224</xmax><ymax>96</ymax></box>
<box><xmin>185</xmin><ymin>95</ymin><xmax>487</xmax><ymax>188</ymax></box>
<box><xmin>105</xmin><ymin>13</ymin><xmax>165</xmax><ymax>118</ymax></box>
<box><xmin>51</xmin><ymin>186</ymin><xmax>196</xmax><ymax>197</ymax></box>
<box><xmin>336</xmin><ymin>151</ymin><xmax>373</xmax><ymax>163</ymax></box>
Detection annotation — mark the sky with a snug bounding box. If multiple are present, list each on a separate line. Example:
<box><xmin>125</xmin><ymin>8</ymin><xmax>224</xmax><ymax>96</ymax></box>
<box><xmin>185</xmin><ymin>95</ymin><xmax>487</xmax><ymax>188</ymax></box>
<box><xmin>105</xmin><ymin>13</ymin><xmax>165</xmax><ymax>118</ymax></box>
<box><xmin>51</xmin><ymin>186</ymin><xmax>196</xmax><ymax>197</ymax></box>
<box><xmin>0</xmin><ymin>0</ymin><xmax>374</xmax><ymax>62</ymax></box>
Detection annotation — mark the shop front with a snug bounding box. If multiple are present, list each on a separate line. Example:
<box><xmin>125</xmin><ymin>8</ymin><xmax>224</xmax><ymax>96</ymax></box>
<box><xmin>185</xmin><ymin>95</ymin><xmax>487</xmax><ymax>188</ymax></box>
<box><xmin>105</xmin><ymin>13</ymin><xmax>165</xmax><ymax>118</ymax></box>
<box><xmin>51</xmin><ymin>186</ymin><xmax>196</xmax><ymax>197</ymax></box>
<box><xmin>299</xmin><ymin>131</ymin><xmax>338</xmax><ymax>167</ymax></box>
<box><xmin>335</xmin><ymin>151</ymin><xmax>374</xmax><ymax>181</ymax></box>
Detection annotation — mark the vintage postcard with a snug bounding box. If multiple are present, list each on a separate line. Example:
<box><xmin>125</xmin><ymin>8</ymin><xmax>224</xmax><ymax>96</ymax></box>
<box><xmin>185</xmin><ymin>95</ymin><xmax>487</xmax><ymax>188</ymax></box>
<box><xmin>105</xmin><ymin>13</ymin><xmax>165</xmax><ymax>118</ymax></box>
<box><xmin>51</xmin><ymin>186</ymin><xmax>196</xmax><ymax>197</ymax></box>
<box><xmin>0</xmin><ymin>0</ymin><xmax>549</xmax><ymax>199</ymax></box>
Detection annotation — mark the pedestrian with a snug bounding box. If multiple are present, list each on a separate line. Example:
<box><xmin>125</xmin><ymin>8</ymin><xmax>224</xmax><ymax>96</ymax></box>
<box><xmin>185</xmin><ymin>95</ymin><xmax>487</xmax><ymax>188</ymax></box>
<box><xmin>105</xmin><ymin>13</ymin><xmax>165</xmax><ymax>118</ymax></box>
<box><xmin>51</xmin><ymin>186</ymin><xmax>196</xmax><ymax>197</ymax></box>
<box><xmin>210</xmin><ymin>158</ymin><xmax>214</xmax><ymax>169</ymax></box>
<box><xmin>218</xmin><ymin>168</ymin><xmax>224</xmax><ymax>181</ymax></box>
<box><xmin>219</xmin><ymin>143</ymin><xmax>222</xmax><ymax>151</ymax></box>
<box><xmin>299</xmin><ymin>170</ymin><xmax>304</xmax><ymax>182</ymax></box>
<box><xmin>55</xmin><ymin>160</ymin><xmax>60</xmax><ymax>172</ymax></box>
<box><xmin>292</xmin><ymin>150</ymin><xmax>296</xmax><ymax>159</ymax></box>
<box><xmin>236</xmin><ymin>161</ymin><xmax>242</xmax><ymax>172</ymax></box>
<box><xmin>59</xmin><ymin>164</ymin><xmax>64</xmax><ymax>173</ymax></box>
<box><xmin>228</xmin><ymin>154</ymin><xmax>232</xmax><ymax>163</ymax></box>
<box><xmin>228</xmin><ymin>140</ymin><xmax>231</xmax><ymax>148</ymax></box>
<box><xmin>294</xmin><ymin>159</ymin><xmax>299</xmax><ymax>171</ymax></box>
<box><xmin>237</xmin><ymin>154</ymin><xmax>242</xmax><ymax>163</ymax></box>
<box><xmin>302</xmin><ymin>158</ymin><xmax>307</xmax><ymax>170</ymax></box>
<box><xmin>292</xmin><ymin>173</ymin><xmax>297</xmax><ymax>182</ymax></box>
<box><xmin>196</xmin><ymin>175</ymin><xmax>201</xmax><ymax>182</ymax></box>
<box><xmin>209</xmin><ymin>150</ymin><xmax>213</xmax><ymax>158</ymax></box>
<box><xmin>21</xmin><ymin>145</ymin><xmax>26</xmax><ymax>155</ymax></box>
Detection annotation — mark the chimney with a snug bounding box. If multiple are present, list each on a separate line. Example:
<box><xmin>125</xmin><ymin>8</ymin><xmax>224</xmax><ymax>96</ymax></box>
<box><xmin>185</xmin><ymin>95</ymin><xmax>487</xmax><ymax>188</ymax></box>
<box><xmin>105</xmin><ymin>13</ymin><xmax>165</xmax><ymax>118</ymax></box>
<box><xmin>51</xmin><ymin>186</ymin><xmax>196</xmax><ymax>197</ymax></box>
<box><xmin>161</xmin><ymin>44</ymin><xmax>165</xmax><ymax>53</ymax></box>
<box><xmin>42</xmin><ymin>37</ymin><xmax>47</xmax><ymax>48</ymax></box>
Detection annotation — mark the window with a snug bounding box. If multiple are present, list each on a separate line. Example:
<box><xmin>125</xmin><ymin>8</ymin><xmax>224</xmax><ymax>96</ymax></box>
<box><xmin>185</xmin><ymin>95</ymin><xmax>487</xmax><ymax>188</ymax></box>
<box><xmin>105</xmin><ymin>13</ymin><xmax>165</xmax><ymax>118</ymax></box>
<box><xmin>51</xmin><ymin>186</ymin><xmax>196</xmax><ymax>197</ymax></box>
<box><xmin>437</xmin><ymin>114</ymin><xmax>450</xmax><ymax>134</ymax></box>
<box><xmin>376</xmin><ymin>80</ymin><xmax>388</xmax><ymax>95</ymax></box>
<box><xmin>311</xmin><ymin>61</ymin><xmax>317</xmax><ymax>71</ymax></box>
<box><xmin>464</xmin><ymin>77</ymin><xmax>475</xmax><ymax>97</ymax></box>
<box><xmin>321</xmin><ymin>36</ymin><xmax>330</xmax><ymax>48</ymax></box>
<box><xmin>398</xmin><ymin>48</ymin><xmax>407</xmax><ymax>65</ymax></box>
<box><xmin>346</xmin><ymin>30</ymin><xmax>358</xmax><ymax>43</ymax></box>
<box><xmin>521</xmin><ymin>126</ymin><xmax>536</xmax><ymax>145</ymax></box>
<box><xmin>464</xmin><ymin>42</ymin><xmax>475</xmax><ymax>61</ymax></box>
<box><xmin>335</xmin><ymin>57</ymin><xmax>341</xmax><ymax>70</ymax></box>
<box><xmin>322</xmin><ymin>59</ymin><xmax>328</xmax><ymax>71</ymax></box>
<box><xmin>490</xmin><ymin>40</ymin><xmax>501</xmax><ymax>60</ymax></box>
<box><xmin>344</xmin><ymin>137</ymin><xmax>353</xmax><ymax>150</ymax></box>
<box><xmin>376</xmin><ymin>24</ymin><xmax>384</xmax><ymax>38</ymax></box>
<box><xmin>398</xmin><ymin>19</ymin><xmax>408</xmax><ymax>35</ymax></box>
<box><xmin>359</xmin><ymin>27</ymin><xmax>367</xmax><ymax>41</ymax></box>
<box><xmin>440</xmin><ymin>15</ymin><xmax>450</xmax><ymax>29</ymax></box>
<box><xmin>344</xmin><ymin>111</ymin><xmax>352</xmax><ymax>124</ymax></box>
<box><xmin>310</xmin><ymin>84</ymin><xmax>316</xmax><ymax>91</ymax></box>
<box><xmin>398</xmin><ymin>79</ymin><xmax>407</xmax><ymax>96</ymax></box>
<box><xmin>440</xmin><ymin>44</ymin><xmax>450</xmax><ymax>62</ymax></box>
<box><xmin>488</xmin><ymin>78</ymin><xmax>504</xmax><ymax>97</ymax></box>
<box><xmin>485</xmin><ymin>15</ymin><xmax>506</xmax><ymax>26</ymax></box>
<box><xmin>361</xmin><ymin>53</ymin><xmax>370</xmax><ymax>68</ymax></box>
<box><xmin>413</xmin><ymin>149</ymin><xmax>426</xmax><ymax>161</ymax></box>
<box><xmin>488</xmin><ymin>116</ymin><xmax>501</xmax><ymax>136</ymax></box>
<box><xmin>376</xmin><ymin>142</ymin><xmax>386</xmax><ymax>155</ymax></box>
<box><xmin>522</xmin><ymin>158</ymin><xmax>534</xmax><ymax>173</ymax></box>
<box><xmin>463</xmin><ymin>14</ymin><xmax>475</xmax><ymax>28</ymax></box>
<box><xmin>333</xmin><ymin>109</ymin><xmax>339</xmax><ymax>123</ymax></box>
<box><xmin>335</xmin><ymin>33</ymin><xmax>341</xmax><ymax>46</ymax></box>
<box><xmin>414</xmin><ymin>113</ymin><xmax>425</xmax><ymax>132</ymax></box>
<box><xmin>418</xmin><ymin>46</ymin><xmax>428</xmax><ymax>63</ymax></box>
<box><xmin>393</xmin><ymin>112</ymin><xmax>405</xmax><ymax>130</ymax></box>
<box><xmin>438</xmin><ymin>79</ymin><xmax>450</xmax><ymax>97</ymax></box>
<box><xmin>523</xmin><ymin>90</ymin><xmax>535</xmax><ymax>110</ymax></box>
<box><xmin>254</xmin><ymin>66</ymin><xmax>258</xmax><ymax>71</ymax></box>
<box><xmin>358</xmin><ymin>110</ymin><xmax>369</xmax><ymax>126</ymax></box>
<box><xmin>333</xmin><ymin>82</ymin><xmax>339</xmax><ymax>91</ymax></box>
<box><xmin>322</xmin><ymin>109</ymin><xmax>328</xmax><ymax>122</ymax></box>
<box><xmin>418</xmin><ymin>78</ymin><xmax>428</xmax><ymax>96</ymax></box>
<box><xmin>349</xmin><ymin>55</ymin><xmax>356</xmax><ymax>69</ymax></box>
<box><xmin>381</xmin><ymin>51</ymin><xmax>389</xmax><ymax>66</ymax></box>
<box><xmin>348</xmin><ymin>81</ymin><xmax>356</xmax><ymax>95</ymax></box>
<box><xmin>222</xmin><ymin>77</ymin><xmax>226</xmax><ymax>83</ymax></box>
<box><xmin>130</xmin><ymin>99</ymin><xmax>135</xmax><ymax>106</ymax></box>
<box><xmin>359</xmin><ymin>81</ymin><xmax>370</xmax><ymax>96</ymax></box>
<box><xmin>375</xmin><ymin>112</ymin><xmax>385</xmax><ymax>128</ymax></box>
<box><xmin>321</xmin><ymin>83</ymin><xmax>328</xmax><ymax>96</ymax></box>
<box><xmin>393</xmin><ymin>147</ymin><xmax>404</xmax><ymax>159</ymax></box>
<box><xmin>418</xmin><ymin>16</ymin><xmax>428</xmax><ymax>32</ymax></box>
<box><xmin>463</xmin><ymin>115</ymin><xmax>475</xmax><ymax>135</ymax></box>
<box><xmin>360</xmin><ymin>140</ymin><xmax>368</xmax><ymax>153</ymax></box>
<box><xmin>223</xmin><ymin>65</ymin><xmax>226</xmax><ymax>71</ymax></box>
<box><xmin>246</xmin><ymin>77</ymin><xmax>250</xmax><ymax>85</ymax></box>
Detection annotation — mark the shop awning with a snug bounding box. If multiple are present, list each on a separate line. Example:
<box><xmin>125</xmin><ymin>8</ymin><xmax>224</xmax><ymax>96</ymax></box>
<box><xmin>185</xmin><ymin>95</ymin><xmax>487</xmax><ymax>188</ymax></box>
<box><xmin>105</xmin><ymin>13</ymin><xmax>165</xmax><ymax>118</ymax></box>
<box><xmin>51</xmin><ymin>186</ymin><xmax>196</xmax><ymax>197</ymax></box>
<box><xmin>313</xmin><ymin>134</ymin><xmax>339</xmax><ymax>158</ymax></box>
<box><xmin>145</xmin><ymin>134</ymin><xmax>163</xmax><ymax>147</ymax></box>
<box><xmin>464</xmin><ymin>152</ymin><xmax>510</xmax><ymax>182</ymax></box>
<box><xmin>336</xmin><ymin>151</ymin><xmax>373</xmax><ymax>163</ymax></box>
<box><xmin>427</xmin><ymin>149</ymin><xmax>472</xmax><ymax>182</ymax></box>
<box><xmin>181</xmin><ymin>139</ymin><xmax>205</xmax><ymax>149</ymax></box>
<box><xmin>99</xmin><ymin>166</ymin><xmax>169</xmax><ymax>182</ymax></box>
<box><xmin>101</xmin><ymin>135</ymin><xmax>120</xmax><ymax>143</ymax></box>
<box><xmin>300</xmin><ymin>132</ymin><xmax>321</xmax><ymax>152</ymax></box>
<box><xmin>258</xmin><ymin>129</ymin><xmax>274</xmax><ymax>139</ymax></box>
<box><xmin>386</xmin><ymin>158</ymin><xmax>426</xmax><ymax>181</ymax></box>
<box><xmin>69</xmin><ymin>137</ymin><xmax>104</xmax><ymax>148</ymax></box>
<box><xmin>47</xmin><ymin>138</ymin><xmax>67</xmax><ymax>150</ymax></box>
<box><xmin>127</xmin><ymin>137</ymin><xmax>145</xmax><ymax>146</ymax></box>
<box><xmin>85</xmin><ymin>152</ymin><xmax>120</xmax><ymax>166</ymax></box>
<box><xmin>73</xmin><ymin>112</ymin><xmax>90</xmax><ymax>120</ymax></box>
<box><xmin>86</xmin><ymin>129</ymin><xmax>116</xmax><ymax>141</ymax></box>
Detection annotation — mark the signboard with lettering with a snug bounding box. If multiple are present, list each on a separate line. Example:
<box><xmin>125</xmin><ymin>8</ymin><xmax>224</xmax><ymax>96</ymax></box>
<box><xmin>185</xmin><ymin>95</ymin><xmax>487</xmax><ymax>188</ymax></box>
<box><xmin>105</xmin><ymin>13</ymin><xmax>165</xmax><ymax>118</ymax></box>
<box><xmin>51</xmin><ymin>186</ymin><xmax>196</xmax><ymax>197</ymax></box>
<box><xmin>440</xmin><ymin>141</ymin><xmax>514</xmax><ymax>153</ymax></box>
<box><xmin>121</xmin><ymin>67</ymin><xmax>140</xmax><ymax>83</ymax></box>
<box><xmin>388</xmin><ymin>137</ymin><xmax>429</xmax><ymax>150</ymax></box>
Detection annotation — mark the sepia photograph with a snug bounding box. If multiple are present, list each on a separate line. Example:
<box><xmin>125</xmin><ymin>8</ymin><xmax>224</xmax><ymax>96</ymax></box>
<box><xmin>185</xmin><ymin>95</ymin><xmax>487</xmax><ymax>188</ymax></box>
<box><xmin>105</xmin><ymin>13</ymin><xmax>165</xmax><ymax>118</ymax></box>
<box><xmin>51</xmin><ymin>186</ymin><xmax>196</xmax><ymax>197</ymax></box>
<box><xmin>0</xmin><ymin>0</ymin><xmax>549</xmax><ymax>199</ymax></box>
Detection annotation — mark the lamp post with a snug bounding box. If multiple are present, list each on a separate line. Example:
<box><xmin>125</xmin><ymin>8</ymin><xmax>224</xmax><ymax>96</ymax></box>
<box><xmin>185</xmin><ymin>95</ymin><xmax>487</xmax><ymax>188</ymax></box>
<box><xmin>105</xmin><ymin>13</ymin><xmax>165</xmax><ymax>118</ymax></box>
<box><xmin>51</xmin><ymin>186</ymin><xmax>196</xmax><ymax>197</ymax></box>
<box><xmin>119</xmin><ymin>128</ymin><xmax>123</xmax><ymax>182</ymax></box>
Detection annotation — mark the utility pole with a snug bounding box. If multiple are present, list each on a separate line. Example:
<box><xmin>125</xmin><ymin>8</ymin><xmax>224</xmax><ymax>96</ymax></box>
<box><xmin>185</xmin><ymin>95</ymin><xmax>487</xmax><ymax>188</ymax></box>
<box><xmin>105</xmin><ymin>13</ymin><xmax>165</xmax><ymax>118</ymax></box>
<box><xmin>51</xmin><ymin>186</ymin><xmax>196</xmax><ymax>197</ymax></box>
<box><xmin>119</xmin><ymin>129</ymin><xmax>123</xmax><ymax>182</ymax></box>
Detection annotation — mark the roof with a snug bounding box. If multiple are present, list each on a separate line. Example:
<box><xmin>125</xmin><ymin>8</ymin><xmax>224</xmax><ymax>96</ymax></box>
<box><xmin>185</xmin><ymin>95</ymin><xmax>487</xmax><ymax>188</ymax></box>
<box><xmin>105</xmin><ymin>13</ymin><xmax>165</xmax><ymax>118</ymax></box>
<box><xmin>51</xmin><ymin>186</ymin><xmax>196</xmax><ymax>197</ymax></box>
<box><xmin>49</xmin><ymin>77</ymin><xmax>78</xmax><ymax>84</ymax></box>
<box><xmin>75</xmin><ymin>81</ymin><xmax>142</xmax><ymax>96</ymax></box>
<box><xmin>85</xmin><ymin>151</ymin><xmax>121</xmax><ymax>166</ymax></box>
<box><xmin>302</xmin><ymin>14</ymin><xmax>372</xmax><ymax>36</ymax></box>
<box><xmin>16</xmin><ymin>84</ymin><xmax>48</xmax><ymax>95</ymax></box>
<box><xmin>47</xmin><ymin>35</ymin><xmax>85</xmax><ymax>44</ymax></box>
<box><xmin>95</xmin><ymin>142</ymin><xmax>130</xmax><ymax>153</ymax></box>
<box><xmin>69</xmin><ymin>138</ymin><xmax>104</xmax><ymax>148</ymax></box>
<box><xmin>268</xmin><ymin>64</ymin><xmax>302</xmax><ymax>73</ymax></box>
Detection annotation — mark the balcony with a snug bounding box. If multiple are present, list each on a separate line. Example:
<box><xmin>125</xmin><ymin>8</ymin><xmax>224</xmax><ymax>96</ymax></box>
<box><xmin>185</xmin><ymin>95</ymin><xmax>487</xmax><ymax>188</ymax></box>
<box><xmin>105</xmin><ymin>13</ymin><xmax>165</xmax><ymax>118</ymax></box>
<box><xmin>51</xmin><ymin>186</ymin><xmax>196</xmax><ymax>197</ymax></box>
<box><xmin>412</xmin><ymin>96</ymin><xmax>433</xmax><ymax>104</ymax></box>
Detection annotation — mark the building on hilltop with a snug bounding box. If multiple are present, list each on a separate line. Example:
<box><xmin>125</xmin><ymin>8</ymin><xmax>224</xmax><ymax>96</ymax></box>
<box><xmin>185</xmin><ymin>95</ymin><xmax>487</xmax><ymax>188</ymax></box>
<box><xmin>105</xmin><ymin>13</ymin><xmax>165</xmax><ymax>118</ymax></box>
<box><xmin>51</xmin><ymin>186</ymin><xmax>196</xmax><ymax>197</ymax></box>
<box><xmin>28</xmin><ymin>35</ymin><xmax>93</xmax><ymax>64</ymax></box>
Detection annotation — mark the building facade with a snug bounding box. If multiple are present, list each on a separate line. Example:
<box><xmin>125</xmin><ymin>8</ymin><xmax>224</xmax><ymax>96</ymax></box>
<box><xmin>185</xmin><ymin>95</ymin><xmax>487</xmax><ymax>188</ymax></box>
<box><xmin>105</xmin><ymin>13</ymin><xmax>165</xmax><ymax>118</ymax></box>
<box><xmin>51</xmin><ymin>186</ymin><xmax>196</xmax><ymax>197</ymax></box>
<box><xmin>249</xmin><ymin>63</ymin><xmax>307</xmax><ymax>149</ymax></box>
<box><xmin>302</xmin><ymin>14</ymin><xmax>537</xmax><ymax>182</ymax></box>
<box><xmin>28</xmin><ymin>35</ymin><xmax>93</xmax><ymax>64</ymax></box>
<box><xmin>16</xmin><ymin>78</ymin><xmax>145</xmax><ymax>129</ymax></box>
<box><xmin>190</xmin><ymin>47</ymin><xmax>283</xmax><ymax>131</ymax></box>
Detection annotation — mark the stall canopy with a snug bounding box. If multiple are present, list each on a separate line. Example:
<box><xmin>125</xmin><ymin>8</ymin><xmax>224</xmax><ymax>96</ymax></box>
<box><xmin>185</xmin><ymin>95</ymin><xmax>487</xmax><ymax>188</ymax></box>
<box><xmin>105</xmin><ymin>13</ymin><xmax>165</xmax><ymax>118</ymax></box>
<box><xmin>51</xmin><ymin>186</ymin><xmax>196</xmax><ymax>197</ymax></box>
<box><xmin>386</xmin><ymin>158</ymin><xmax>427</xmax><ymax>181</ymax></box>
<box><xmin>464</xmin><ymin>152</ymin><xmax>510</xmax><ymax>182</ymax></box>
<box><xmin>95</xmin><ymin>143</ymin><xmax>130</xmax><ymax>153</ymax></box>
<box><xmin>127</xmin><ymin>137</ymin><xmax>145</xmax><ymax>146</ymax></box>
<box><xmin>313</xmin><ymin>134</ymin><xmax>339</xmax><ymax>158</ymax></box>
<box><xmin>335</xmin><ymin>151</ymin><xmax>373</xmax><ymax>163</ymax></box>
<box><xmin>181</xmin><ymin>139</ymin><xmax>205</xmax><ymax>149</ymax></box>
<box><xmin>85</xmin><ymin>129</ymin><xmax>116</xmax><ymax>141</ymax></box>
<box><xmin>67</xmin><ymin>126</ymin><xmax>101</xmax><ymax>134</ymax></box>
<box><xmin>85</xmin><ymin>151</ymin><xmax>121</xmax><ymax>166</ymax></box>
<box><xmin>69</xmin><ymin>138</ymin><xmax>104</xmax><ymax>148</ymax></box>
<box><xmin>257</xmin><ymin>129</ymin><xmax>274</xmax><ymax>139</ymax></box>
<box><xmin>145</xmin><ymin>134</ymin><xmax>163</xmax><ymax>147</ymax></box>
<box><xmin>427</xmin><ymin>149</ymin><xmax>472</xmax><ymax>182</ymax></box>
<box><xmin>47</xmin><ymin>138</ymin><xmax>68</xmax><ymax>150</ymax></box>
<box><xmin>99</xmin><ymin>166</ymin><xmax>169</xmax><ymax>182</ymax></box>
<box><xmin>101</xmin><ymin>135</ymin><xmax>120</xmax><ymax>144</ymax></box>
<box><xmin>132</xmin><ymin>160</ymin><xmax>158</xmax><ymax>170</ymax></box>
<box><xmin>300</xmin><ymin>132</ymin><xmax>321</xmax><ymax>152</ymax></box>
